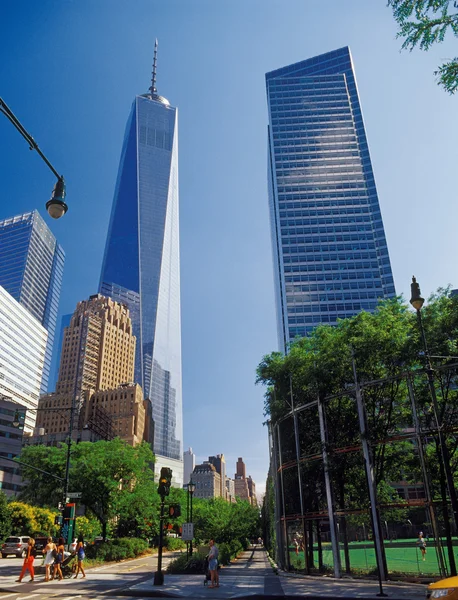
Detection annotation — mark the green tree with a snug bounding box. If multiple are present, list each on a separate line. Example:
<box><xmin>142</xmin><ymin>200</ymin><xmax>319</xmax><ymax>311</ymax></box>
<box><xmin>16</xmin><ymin>444</ymin><xmax>66</xmax><ymax>507</ymax></box>
<box><xmin>387</xmin><ymin>0</ymin><xmax>458</xmax><ymax>93</ymax></box>
<box><xmin>8</xmin><ymin>502</ymin><xmax>38</xmax><ymax>535</ymax></box>
<box><xmin>0</xmin><ymin>492</ymin><xmax>12</xmax><ymax>541</ymax></box>
<box><xmin>75</xmin><ymin>515</ymin><xmax>101</xmax><ymax>541</ymax></box>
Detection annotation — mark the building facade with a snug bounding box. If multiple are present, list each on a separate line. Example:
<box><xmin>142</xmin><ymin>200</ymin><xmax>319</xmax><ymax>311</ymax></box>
<box><xmin>35</xmin><ymin>294</ymin><xmax>136</xmax><ymax>439</ymax></box>
<box><xmin>208</xmin><ymin>454</ymin><xmax>226</xmax><ymax>499</ymax></box>
<box><xmin>99</xmin><ymin>50</ymin><xmax>183</xmax><ymax>483</ymax></box>
<box><xmin>266</xmin><ymin>47</ymin><xmax>395</xmax><ymax>350</ymax></box>
<box><xmin>236</xmin><ymin>457</ymin><xmax>246</xmax><ymax>479</ymax></box>
<box><xmin>192</xmin><ymin>463</ymin><xmax>221</xmax><ymax>499</ymax></box>
<box><xmin>183</xmin><ymin>447</ymin><xmax>195</xmax><ymax>487</ymax></box>
<box><xmin>0</xmin><ymin>398</ymin><xmax>27</xmax><ymax>497</ymax></box>
<box><xmin>81</xmin><ymin>383</ymin><xmax>145</xmax><ymax>446</ymax></box>
<box><xmin>0</xmin><ymin>211</ymin><xmax>64</xmax><ymax>392</ymax></box>
<box><xmin>0</xmin><ymin>286</ymin><xmax>48</xmax><ymax>432</ymax></box>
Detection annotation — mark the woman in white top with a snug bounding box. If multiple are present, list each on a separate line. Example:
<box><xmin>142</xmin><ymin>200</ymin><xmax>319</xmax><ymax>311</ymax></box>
<box><xmin>43</xmin><ymin>537</ymin><xmax>56</xmax><ymax>582</ymax></box>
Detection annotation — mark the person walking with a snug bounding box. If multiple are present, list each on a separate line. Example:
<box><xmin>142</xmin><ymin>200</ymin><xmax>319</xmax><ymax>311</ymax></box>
<box><xmin>74</xmin><ymin>536</ymin><xmax>86</xmax><ymax>579</ymax></box>
<box><xmin>52</xmin><ymin>537</ymin><xmax>65</xmax><ymax>581</ymax></box>
<box><xmin>417</xmin><ymin>531</ymin><xmax>427</xmax><ymax>561</ymax></box>
<box><xmin>16</xmin><ymin>538</ymin><xmax>36</xmax><ymax>582</ymax></box>
<box><xmin>208</xmin><ymin>539</ymin><xmax>219</xmax><ymax>589</ymax></box>
<box><xmin>43</xmin><ymin>537</ymin><xmax>56</xmax><ymax>582</ymax></box>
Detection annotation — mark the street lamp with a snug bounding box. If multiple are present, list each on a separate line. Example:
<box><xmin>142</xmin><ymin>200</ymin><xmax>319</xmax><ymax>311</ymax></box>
<box><xmin>410</xmin><ymin>276</ymin><xmax>458</xmax><ymax>545</ymax></box>
<box><xmin>0</xmin><ymin>97</ymin><xmax>68</xmax><ymax>219</ymax></box>
<box><xmin>188</xmin><ymin>480</ymin><xmax>196</xmax><ymax>556</ymax></box>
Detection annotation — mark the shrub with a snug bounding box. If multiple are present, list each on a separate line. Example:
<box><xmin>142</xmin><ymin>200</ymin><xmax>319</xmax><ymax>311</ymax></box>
<box><xmin>230</xmin><ymin>539</ymin><xmax>243</xmax><ymax>558</ymax></box>
<box><xmin>164</xmin><ymin>537</ymin><xmax>186</xmax><ymax>551</ymax></box>
<box><xmin>85</xmin><ymin>537</ymin><xmax>148</xmax><ymax>562</ymax></box>
<box><xmin>167</xmin><ymin>551</ymin><xmax>207</xmax><ymax>574</ymax></box>
<box><xmin>218</xmin><ymin>542</ymin><xmax>231</xmax><ymax>565</ymax></box>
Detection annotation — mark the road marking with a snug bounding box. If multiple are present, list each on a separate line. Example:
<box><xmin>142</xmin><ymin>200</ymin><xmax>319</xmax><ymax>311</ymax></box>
<box><xmin>16</xmin><ymin>596</ymin><xmax>39</xmax><ymax>600</ymax></box>
<box><xmin>61</xmin><ymin>595</ymin><xmax>82</xmax><ymax>600</ymax></box>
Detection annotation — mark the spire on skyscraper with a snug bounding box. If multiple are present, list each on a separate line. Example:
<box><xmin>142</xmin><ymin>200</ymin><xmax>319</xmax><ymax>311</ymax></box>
<box><xmin>149</xmin><ymin>39</ymin><xmax>158</xmax><ymax>98</ymax></box>
<box><xmin>147</xmin><ymin>39</ymin><xmax>170</xmax><ymax>106</ymax></box>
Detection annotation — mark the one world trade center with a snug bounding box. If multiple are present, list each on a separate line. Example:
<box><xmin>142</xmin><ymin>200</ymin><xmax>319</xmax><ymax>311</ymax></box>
<box><xmin>99</xmin><ymin>43</ymin><xmax>183</xmax><ymax>483</ymax></box>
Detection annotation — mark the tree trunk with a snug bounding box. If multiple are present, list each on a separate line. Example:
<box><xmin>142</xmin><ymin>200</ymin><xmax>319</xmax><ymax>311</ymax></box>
<box><xmin>316</xmin><ymin>519</ymin><xmax>324</xmax><ymax>571</ymax></box>
<box><xmin>308</xmin><ymin>520</ymin><xmax>314</xmax><ymax>569</ymax></box>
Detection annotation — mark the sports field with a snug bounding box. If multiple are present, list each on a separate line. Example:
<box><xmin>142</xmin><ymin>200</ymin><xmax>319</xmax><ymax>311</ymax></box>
<box><xmin>289</xmin><ymin>539</ymin><xmax>458</xmax><ymax>575</ymax></box>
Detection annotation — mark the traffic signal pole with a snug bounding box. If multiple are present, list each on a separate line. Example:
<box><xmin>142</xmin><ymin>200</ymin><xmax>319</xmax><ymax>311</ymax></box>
<box><xmin>153</xmin><ymin>498</ymin><xmax>165</xmax><ymax>586</ymax></box>
<box><xmin>154</xmin><ymin>467</ymin><xmax>172</xmax><ymax>586</ymax></box>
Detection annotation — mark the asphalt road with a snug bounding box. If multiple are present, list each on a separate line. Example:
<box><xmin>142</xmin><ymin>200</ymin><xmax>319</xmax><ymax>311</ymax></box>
<box><xmin>0</xmin><ymin>550</ymin><xmax>180</xmax><ymax>600</ymax></box>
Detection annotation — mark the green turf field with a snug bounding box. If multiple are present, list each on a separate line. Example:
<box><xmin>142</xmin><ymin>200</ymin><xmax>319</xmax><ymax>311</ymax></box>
<box><xmin>289</xmin><ymin>540</ymin><xmax>457</xmax><ymax>575</ymax></box>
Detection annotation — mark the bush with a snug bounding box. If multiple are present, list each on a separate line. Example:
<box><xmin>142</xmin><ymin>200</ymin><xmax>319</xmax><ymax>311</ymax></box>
<box><xmin>167</xmin><ymin>551</ymin><xmax>207</xmax><ymax>574</ymax></box>
<box><xmin>164</xmin><ymin>537</ymin><xmax>186</xmax><ymax>551</ymax></box>
<box><xmin>218</xmin><ymin>542</ymin><xmax>231</xmax><ymax>565</ymax></box>
<box><xmin>85</xmin><ymin>537</ymin><xmax>148</xmax><ymax>562</ymax></box>
<box><xmin>230</xmin><ymin>539</ymin><xmax>243</xmax><ymax>558</ymax></box>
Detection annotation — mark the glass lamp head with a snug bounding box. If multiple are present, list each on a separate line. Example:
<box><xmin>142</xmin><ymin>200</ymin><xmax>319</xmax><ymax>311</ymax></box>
<box><xmin>46</xmin><ymin>177</ymin><xmax>68</xmax><ymax>219</ymax></box>
<box><xmin>410</xmin><ymin>276</ymin><xmax>425</xmax><ymax>311</ymax></box>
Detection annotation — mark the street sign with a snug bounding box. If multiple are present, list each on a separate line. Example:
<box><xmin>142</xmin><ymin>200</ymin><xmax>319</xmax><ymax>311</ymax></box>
<box><xmin>182</xmin><ymin>523</ymin><xmax>194</xmax><ymax>541</ymax></box>
<box><xmin>67</xmin><ymin>492</ymin><xmax>82</xmax><ymax>499</ymax></box>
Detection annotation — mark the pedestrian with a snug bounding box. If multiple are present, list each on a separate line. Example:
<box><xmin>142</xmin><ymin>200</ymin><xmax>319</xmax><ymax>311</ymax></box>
<box><xmin>16</xmin><ymin>538</ymin><xmax>36</xmax><ymax>583</ymax></box>
<box><xmin>74</xmin><ymin>536</ymin><xmax>86</xmax><ymax>579</ymax></box>
<box><xmin>207</xmin><ymin>539</ymin><xmax>219</xmax><ymax>589</ymax></box>
<box><xmin>43</xmin><ymin>536</ymin><xmax>56</xmax><ymax>582</ymax></box>
<box><xmin>52</xmin><ymin>537</ymin><xmax>65</xmax><ymax>580</ymax></box>
<box><xmin>417</xmin><ymin>531</ymin><xmax>427</xmax><ymax>561</ymax></box>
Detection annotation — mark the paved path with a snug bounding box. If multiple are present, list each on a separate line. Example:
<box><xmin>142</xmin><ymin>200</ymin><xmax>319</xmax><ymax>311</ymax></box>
<box><xmin>123</xmin><ymin>546</ymin><xmax>427</xmax><ymax>599</ymax></box>
<box><xmin>0</xmin><ymin>546</ymin><xmax>428</xmax><ymax>599</ymax></box>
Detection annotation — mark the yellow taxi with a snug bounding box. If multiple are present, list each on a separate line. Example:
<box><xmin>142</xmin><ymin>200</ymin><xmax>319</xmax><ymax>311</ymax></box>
<box><xmin>427</xmin><ymin>575</ymin><xmax>458</xmax><ymax>599</ymax></box>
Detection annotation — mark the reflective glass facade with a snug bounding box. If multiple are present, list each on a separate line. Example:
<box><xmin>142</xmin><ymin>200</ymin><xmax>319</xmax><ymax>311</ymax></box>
<box><xmin>0</xmin><ymin>285</ymin><xmax>48</xmax><ymax>433</ymax></box>
<box><xmin>0</xmin><ymin>211</ymin><xmax>64</xmax><ymax>393</ymax></box>
<box><xmin>266</xmin><ymin>47</ymin><xmax>395</xmax><ymax>350</ymax></box>
<box><xmin>100</xmin><ymin>93</ymin><xmax>183</xmax><ymax>467</ymax></box>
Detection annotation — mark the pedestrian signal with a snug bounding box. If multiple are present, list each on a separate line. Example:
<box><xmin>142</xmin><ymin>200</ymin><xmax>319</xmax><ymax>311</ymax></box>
<box><xmin>168</xmin><ymin>503</ymin><xmax>181</xmax><ymax>518</ymax></box>
<box><xmin>158</xmin><ymin>467</ymin><xmax>172</xmax><ymax>497</ymax></box>
<box><xmin>54</xmin><ymin>515</ymin><xmax>63</xmax><ymax>525</ymax></box>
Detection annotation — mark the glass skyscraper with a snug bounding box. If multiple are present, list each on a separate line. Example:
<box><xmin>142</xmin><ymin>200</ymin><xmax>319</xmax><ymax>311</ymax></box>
<box><xmin>99</xmin><ymin>52</ymin><xmax>183</xmax><ymax>481</ymax></box>
<box><xmin>266</xmin><ymin>47</ymin><xmax>395</xmax><ymax>351</ymax></box>
<box><xmin>0</xmin><ymin>210</ymin><xmax>65</xmax><ymax>393</ymax></box>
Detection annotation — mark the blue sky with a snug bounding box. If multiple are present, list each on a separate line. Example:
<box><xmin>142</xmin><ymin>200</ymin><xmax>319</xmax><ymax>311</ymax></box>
<box><xmin>1</xmin><ymin>0</ymin><xmax>457</xmax><ymax>496</ymax></box>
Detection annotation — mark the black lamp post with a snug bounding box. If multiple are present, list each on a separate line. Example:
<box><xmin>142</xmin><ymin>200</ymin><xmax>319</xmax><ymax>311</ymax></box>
<box><xmin>410</xmin><ymin>276</ymin><xmax>458</xmax><ymax>572</ymax></box>
<box><xmin>0</xmin><ymin>97</ymin><xmax>68</xmax><ymax>219</ymax></box>
<box><xmin>188</xmin><ymin>480</ymin><xmax>196</xmax><ymax>556</ymax></box>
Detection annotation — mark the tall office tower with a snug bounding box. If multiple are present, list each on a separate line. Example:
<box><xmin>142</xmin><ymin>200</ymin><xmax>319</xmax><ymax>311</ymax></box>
<box><xmin>0</xmin><ymin>211</ymin><xmax>64</xmax><ymax>393</ymax></box>
<box><xmin>236</xmin><ymin>457</ymin><xmax>246</xmax><ymax>479</ymax></box>
<box><xmin>0</xmin><ymin>397</ymin><xmax>27</xmax><ymax>496</ymax></box>
<box><xmin>266</xmin><ymin>47</ymin><xmax>395</xmax><ymax>350</ymax></box>
<box><xmin>0</xmin><ymin>286</ymin><xmax>48</xmax><ymax>432</ymax></box>
<box><xmin>99</xmin><ymin>43</ymin><xmax>183</xmax><ymax>483</ymax></box>
<box><xmin>36</xmin><ymin>294</ymin><xmax>136</xmax><ymax>436</ymax></box>
<box><xmin>208</xmin><ymin>454</ymin><xmax>226</xmax><ymax>499</ymax></box>
<box><xmin>183</xmin><ymin>447</ymin><xmax>196</xmax><ymax>486</ymax></box>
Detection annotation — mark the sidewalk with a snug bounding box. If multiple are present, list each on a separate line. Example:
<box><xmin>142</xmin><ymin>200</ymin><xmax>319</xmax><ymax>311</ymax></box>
<box><xmin>122</xmin><ymin>546</ymin><xmax>428</xmax><ymax>599</ymax></box>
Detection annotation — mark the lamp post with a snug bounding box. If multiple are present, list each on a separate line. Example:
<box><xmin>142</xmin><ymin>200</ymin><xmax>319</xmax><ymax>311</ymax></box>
<box><xmin>0</xmin><ymin>97</ymin><xmax>68</xmax><ymax>219</ymax></box>
<box><xmin>188</xmin><ymin>480</ymin><xmax>196</xmax><ymax>556</ymax></box>
<box><xmin>410</xmin><ymin>276</ymin><xmax>458</xmax><ymax>572</ymax></box>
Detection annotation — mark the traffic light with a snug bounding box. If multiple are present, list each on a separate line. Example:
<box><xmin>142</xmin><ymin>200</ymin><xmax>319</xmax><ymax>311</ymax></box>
<box><xmin>157</xmin><ymin>467</ymin><xmax>172</xmax><ymax>497</ymax></box>
<box><xmin>168</xmin><ymin>504</ymin><xmax>181</xmax><ymax>518</ymax></box>
<box><xmin>54</xmin><ymin>515</ymin><xmax>63</xmax><ymax>526</ymax></box>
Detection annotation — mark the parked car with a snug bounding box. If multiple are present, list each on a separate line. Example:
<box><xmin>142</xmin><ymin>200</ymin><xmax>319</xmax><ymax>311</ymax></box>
<box><xmin>34</xmin><ymin>537</ymin><xmax>49</xmax><ymax>556</ymax></box>
<box><xmin>427</xmin><ymin>575</ymin><xmax>458</xmax><ymax>599</ymax></box>
<box><xmin>1</xmin><ymin>536</ymin><xmax>30</xmax><ymax>558</ymax></box>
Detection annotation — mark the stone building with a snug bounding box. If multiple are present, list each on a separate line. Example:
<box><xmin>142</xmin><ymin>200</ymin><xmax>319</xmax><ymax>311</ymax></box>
<box><xmin>33</xmin><ymin>295</ymin><xmax>145</xmax><ymax>447</ymax></box>
<box><xmin>208</xmin><ymin>454</ymin><xmax>226</xmax><ymax>499</ymax></box>
<box><xmin>81</xmin><ymin>383</ymin><xmax>145</xmax><ymax>446</ymax></box>
<box><xmin>192</xmin><ymin>463</ymin><xmax>221</xmax><ymax>499</ymax></box>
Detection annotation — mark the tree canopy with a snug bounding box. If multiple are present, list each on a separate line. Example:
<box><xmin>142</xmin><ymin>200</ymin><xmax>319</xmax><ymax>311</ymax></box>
<box><xmin>387</xmin><ymin>0</ymin><xmax>458</xmax><ymax>93</ymax></box>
